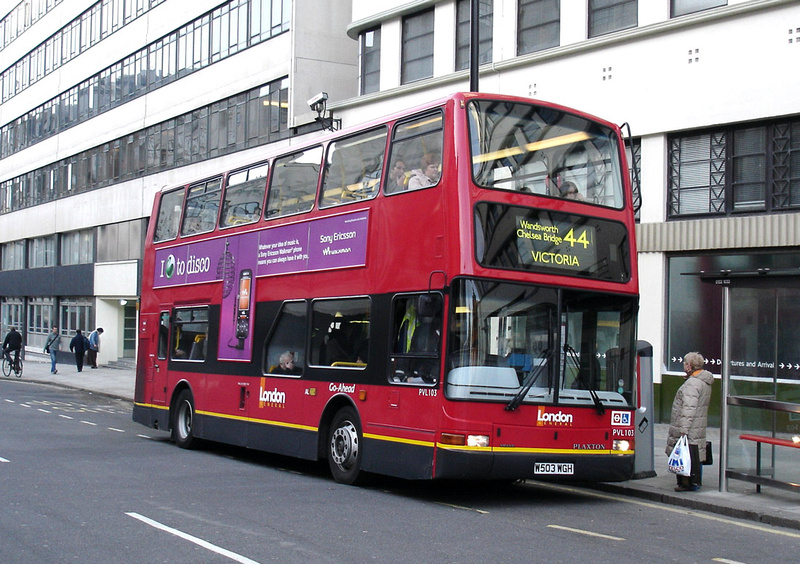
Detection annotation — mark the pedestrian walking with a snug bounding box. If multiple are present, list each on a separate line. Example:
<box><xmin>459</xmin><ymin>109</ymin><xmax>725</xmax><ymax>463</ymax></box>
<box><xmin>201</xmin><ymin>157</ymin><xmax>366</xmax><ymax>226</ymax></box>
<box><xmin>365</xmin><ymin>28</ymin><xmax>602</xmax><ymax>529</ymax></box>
<box><xmin>666</xmin><ymin>351</ymin><xmax>713</xmax><ymax>492</ymax></box>
<box><xmin>44</xmin><ymin>326</ymin><xmax>61</xmax><ymax>374</ymax></box>
<box><xmin>69</xmin><ymin>329</ymin><xmax>87</xmax><ymax>372</ymax></box>
<box><xmin>87</xmin><ymin>327</ymin><xmax>103</xmax><ymax>369</ymax></box>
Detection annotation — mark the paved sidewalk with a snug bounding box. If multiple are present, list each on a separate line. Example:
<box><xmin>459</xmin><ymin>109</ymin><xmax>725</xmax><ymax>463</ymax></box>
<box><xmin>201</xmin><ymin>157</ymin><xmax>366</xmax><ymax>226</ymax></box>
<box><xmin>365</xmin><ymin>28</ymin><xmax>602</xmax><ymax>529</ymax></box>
<box><xmin>8</xmin><ymin>353</ymin><xmax>800</xmax><ymax>530</ymax></box>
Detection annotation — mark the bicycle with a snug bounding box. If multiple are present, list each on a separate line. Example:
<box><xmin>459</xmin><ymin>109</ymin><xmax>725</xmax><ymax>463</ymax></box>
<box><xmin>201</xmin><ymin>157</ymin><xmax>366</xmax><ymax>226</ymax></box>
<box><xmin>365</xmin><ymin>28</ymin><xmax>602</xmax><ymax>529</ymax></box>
<box><xmin>2</xmin><ymin>353</ymin><xmax>22</xmax><ymax>378</ymax></box>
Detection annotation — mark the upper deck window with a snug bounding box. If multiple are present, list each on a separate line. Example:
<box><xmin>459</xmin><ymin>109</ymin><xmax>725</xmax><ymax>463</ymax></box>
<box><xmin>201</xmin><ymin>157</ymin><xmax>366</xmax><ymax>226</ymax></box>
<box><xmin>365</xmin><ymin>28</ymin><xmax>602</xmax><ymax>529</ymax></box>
<box><xmin>386</xmin><ymin>111</ymin><xmax>444</xmax><ymax>194</ymax></box>
<box><xmin>321</xmin><ymin>127</ymin><xmax>386</xmax><ymax>208</ymax></box>
<box><xmin>219</xmin><ymin>163</ymin><xmax>269</xmax><ymax>228</ymax></box>
<box><xmin>467</xmin><ymin>100</ymin><xmax>625</xmax><ymax>209</ymax></box>
<box><xmin>266</xmin><ymin>147</ymin><xmax>323</xmax><ymax>219</ymax></box>
<box><xmin>181</xmin><ymin>178</ymin><xmax>222</xmax><ymax>237</ymax></box>
<box><xmin>154</xmin><ymin>188</ymin><xmax>185</xmax><ymax>242</ymax></box>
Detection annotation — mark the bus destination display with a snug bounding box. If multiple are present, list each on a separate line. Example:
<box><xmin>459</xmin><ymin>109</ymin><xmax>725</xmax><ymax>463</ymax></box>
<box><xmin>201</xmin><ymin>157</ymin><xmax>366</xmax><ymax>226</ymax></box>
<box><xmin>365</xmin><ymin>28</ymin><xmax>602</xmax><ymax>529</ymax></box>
<box><xmin>475</xmin><ymin>203</ymin><xmax>629</xmax><ymax>282</ymax></box>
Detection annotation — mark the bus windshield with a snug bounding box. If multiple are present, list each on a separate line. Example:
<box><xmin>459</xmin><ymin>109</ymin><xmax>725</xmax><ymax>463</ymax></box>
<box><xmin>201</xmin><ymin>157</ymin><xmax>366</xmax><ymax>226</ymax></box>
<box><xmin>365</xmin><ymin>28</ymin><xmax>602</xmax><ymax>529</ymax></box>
<box><xmin>467</xmin><ymin>99</ymin><xmax>625</xmax><ymax>208</ymax></box>
<box><xmin>446</xmin><ymin>279</ymin><xmax>636</xmax><ymax>409</ymax></box>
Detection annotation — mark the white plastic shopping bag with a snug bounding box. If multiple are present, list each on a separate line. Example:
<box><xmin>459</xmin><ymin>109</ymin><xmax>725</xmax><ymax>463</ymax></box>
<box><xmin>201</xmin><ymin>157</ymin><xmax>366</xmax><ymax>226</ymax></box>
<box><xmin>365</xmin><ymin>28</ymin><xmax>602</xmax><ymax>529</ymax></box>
<box><xmin>667</xmin><ymin>435</ymin><xmax>692</xmax><ymax>477</ymax></box>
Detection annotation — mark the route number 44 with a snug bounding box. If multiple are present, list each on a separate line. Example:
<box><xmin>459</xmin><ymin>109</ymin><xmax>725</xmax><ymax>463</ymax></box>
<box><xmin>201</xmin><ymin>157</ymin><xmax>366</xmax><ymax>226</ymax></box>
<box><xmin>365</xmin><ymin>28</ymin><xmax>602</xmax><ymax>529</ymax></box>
<box><xmin>563</xmin><ymin>228</ymin><xmax>590</xmax><ymax>249</ymax></box>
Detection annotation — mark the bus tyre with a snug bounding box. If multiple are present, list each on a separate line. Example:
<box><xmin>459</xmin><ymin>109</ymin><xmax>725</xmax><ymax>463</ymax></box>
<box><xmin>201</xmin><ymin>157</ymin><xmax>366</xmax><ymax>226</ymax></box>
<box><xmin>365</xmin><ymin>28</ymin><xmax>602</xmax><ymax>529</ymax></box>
<box><xmin>328</xmin><ymin>407</ymin><xmax>363</xmax><ymax>485</ymax></box>
<box><xmin>172</xmin><ymin>390</ymin><xmax>198</xmax><ymax>449</ymax></box>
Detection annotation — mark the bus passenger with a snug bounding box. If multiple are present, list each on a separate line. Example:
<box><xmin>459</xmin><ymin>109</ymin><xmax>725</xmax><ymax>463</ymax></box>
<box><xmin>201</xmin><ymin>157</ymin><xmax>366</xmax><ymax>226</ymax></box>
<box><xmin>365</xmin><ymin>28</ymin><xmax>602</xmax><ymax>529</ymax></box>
<box><xmin>324</xmin><ymin>330</ymin><xmax>349</xmax><ymax>365</ymax></box>
<box><xmin>558</xmin><ymin>181</ymin><xmax>584</xmax><ymax>201</ymax></box>
<box><xmin>387</xmin><ymin>160</ymin><xmax>407</xmax><ymax>192</ymax></box>
<box><xmin>396</xmin><ymin>301</ymin><xmax>419</xmax><ymax>353</ymax></box>
<box><xmin>271</xmin><ymin>351</ymin><xmax>301</xmax><ymax>375</ymax></box>
<box><xmin>407</xmin><ymin>154</ymin><xmax>441</xmax><ymax>189</ymax></box>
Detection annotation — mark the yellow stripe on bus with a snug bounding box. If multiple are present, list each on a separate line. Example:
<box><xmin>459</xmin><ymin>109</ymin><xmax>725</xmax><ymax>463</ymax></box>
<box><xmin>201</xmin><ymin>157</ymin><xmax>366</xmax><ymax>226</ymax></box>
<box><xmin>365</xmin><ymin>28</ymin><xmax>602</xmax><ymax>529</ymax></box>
<box><xmin>363</xmin><ymin>433</ymin><xmax>435</xmax><ymax>448</ymax></box>
<box><xmin>135</xmin><ymin>402</ymin><xmax>633</xmax><ymax>456</ymax></box>
<box><xmin>196</xmin><ymin>409</ymin><xmax>318</xmax><ymax>432</ymax></box>
<box><xmin>134</xmin><ymin>401</ymin><xmax>169</xmax><ymax>411</ymax></box>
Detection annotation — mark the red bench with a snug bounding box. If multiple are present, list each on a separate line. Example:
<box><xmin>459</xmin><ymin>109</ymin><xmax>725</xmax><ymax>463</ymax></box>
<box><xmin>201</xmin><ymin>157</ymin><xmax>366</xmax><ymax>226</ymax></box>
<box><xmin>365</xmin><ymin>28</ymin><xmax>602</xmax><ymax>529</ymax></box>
<box><xmin>736</xmin><ymin>434</ymin><xmax>800</xmax><ymax>493</ymax></box>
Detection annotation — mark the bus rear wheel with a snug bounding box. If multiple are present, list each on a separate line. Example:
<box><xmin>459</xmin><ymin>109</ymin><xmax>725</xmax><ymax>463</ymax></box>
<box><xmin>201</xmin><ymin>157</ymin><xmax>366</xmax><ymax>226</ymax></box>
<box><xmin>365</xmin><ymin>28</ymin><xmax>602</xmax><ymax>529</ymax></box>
<box><xmin>172</xmin><ymin>390</ymin><xmax>198</xmax><ymax>449</ymax></box>
<box><xmin>328</xmin><ymin>407</ymin><xmax>363</xmax><ymax>485</ymax></box>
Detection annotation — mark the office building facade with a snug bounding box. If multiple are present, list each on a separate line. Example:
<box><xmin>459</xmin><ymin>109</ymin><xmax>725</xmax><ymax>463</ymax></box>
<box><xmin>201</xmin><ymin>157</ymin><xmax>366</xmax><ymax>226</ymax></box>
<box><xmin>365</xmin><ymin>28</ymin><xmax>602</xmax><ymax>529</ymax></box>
<box><xmin>2</xmin><ymin>0</ymin><xmax>797</xmax><ymax>417</ymax></box>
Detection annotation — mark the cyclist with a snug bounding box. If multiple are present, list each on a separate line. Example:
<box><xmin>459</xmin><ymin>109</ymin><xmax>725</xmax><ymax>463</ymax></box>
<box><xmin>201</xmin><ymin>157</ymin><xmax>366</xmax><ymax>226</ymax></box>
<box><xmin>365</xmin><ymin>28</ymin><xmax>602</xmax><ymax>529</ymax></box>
<box><xmin>3</xmin><ymin>326</ymin><xmax>23</xmax><ymax>371</ymax></box>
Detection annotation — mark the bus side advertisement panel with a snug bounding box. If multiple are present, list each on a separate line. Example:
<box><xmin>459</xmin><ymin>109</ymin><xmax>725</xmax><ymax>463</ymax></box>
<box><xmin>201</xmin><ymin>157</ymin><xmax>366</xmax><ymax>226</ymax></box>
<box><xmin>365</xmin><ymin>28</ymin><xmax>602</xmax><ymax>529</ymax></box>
<box><xmin>152</xmin><ymin>210</ymin><xmax>370</xmax><ymax>361</ymax></box>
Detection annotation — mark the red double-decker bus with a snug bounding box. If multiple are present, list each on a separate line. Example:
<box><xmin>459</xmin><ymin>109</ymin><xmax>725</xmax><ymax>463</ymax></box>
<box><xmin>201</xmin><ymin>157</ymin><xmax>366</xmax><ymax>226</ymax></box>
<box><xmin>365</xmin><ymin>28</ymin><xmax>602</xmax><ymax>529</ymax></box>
<box><xmin>133</xmin><ymin>92</ymin><xmax>639</xmax><ymax>484</ymax></box>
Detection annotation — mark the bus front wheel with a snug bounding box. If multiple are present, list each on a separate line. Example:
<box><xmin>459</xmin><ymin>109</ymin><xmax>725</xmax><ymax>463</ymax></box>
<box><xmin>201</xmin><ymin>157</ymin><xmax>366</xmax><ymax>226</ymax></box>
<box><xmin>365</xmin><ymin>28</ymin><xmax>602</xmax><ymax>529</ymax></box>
<box><xmin>328</xmin><ymin>407</ymin><xmax>363</xmax><ymax>485</ymax></box>
<box><xmin>172</xmin><ymin>390</ymin><xmax>198</xmax><ymax>449</ymax></box>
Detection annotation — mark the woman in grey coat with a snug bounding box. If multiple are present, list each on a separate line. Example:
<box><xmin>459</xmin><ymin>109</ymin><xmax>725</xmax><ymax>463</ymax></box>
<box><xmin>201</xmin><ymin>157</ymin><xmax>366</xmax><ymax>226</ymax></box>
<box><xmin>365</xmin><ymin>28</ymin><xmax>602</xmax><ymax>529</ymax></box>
<box><xmin>666</xmin><ymin>351</ymin><xmax>714</xmax><ymax>491</ymax></box>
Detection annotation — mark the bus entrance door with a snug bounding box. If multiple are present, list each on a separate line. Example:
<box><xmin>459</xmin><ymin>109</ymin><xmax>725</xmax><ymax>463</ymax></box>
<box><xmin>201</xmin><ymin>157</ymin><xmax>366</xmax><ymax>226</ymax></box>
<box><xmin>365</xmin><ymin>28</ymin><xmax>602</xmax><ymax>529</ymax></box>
<box><xmin>146</xmin><ymin>311</ymin><xmax>170</xmax><ymax>408</ymax></box>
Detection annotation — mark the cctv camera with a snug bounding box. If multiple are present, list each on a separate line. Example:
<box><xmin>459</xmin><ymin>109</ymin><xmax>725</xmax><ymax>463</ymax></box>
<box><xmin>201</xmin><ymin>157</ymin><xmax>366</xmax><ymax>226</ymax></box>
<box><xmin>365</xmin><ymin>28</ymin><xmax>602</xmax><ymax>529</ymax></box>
<box><xmin>308</xmin><ymin>92</ymin><xmax>328</xmax><ymax>113</ymax></box>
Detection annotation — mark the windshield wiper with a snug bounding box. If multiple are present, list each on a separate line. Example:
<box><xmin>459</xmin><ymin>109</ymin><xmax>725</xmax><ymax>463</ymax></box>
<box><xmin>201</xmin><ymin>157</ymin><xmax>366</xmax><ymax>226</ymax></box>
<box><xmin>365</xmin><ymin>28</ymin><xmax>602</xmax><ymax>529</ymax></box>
<box><xmin>564</xmin><ymin>344</ymin><xmax>605</xmax><ymax>415</ymax></box>
<box><xmin>506</xmin><ymin>348</ymin><xmax>552</xmax><ymax>411</ymax></box>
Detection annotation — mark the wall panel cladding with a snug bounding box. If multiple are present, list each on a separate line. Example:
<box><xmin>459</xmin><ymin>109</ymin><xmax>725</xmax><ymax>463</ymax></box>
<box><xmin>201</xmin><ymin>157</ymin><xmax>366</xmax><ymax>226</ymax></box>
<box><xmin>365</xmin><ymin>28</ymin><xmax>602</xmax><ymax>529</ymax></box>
<box><xmin>637</xmin><ymin>213</ymin><xmax>800</xmax><ymax>253</ymax></box>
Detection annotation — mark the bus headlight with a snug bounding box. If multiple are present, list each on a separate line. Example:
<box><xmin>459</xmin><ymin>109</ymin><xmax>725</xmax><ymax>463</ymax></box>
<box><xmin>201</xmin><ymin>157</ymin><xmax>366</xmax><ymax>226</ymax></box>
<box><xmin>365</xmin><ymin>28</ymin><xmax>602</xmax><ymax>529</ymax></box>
<box><xmin>612</xmin><ymin>439</ymin><xmax>631</xmax><ymax>452</ymax></box>
<box><xmin>467</xmin><ymin>435</ymin><xmax>490</xmax><ymax>448</ymax></box>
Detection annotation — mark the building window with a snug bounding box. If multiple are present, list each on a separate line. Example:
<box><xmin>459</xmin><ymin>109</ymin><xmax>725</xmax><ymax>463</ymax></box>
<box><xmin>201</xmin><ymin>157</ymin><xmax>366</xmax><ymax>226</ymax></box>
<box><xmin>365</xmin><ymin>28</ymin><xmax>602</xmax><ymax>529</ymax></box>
<box><xmin>27</xmin><ymin>297</ymin><xmax>55</xmax><ymax>349</ymax></box>
<box><xmin>671</xmin><ymin>0</ymin><xmax>726</xmax><ymax>18</ymax></box>
<box><xmin>456</xmin><ymin>0</ymin><xmax>493</xmax><ymax>71</ymax></box>
<box><xmin>518</xmin><ymin>0</ymin><xmax>559</xmax><ymax>56</ymax></box>
<box><xmin>28</xmin><ymin>236</ymin><xmax>56</xmax><ymax>268</ymax></box>
<box><xmin>1</xmin><ymin>0</ymin><xmax>288</xmax><ymax>161</ymax></box>
<box><xmin>59</xmin><ymin>298</ymin><xmax>93</xmax><ymax>336</ymax></box>
<box><xmin>627</xmin><ymin>137</ymin><xmax>641</xmax><ymax>221</ymax></box>
<box><xmin>666</xmin><ymin>253</ymin><xmax>800</xmax><ymax>378</ymax></box>
<box><xmin>359</xmin><ymin>28</ymin><xmax>381</xmax><ymax>95</ymax></box>
<box><xmin>668</xmin><ymin>117</ymin><xmax>800</xmax><ymax>218</ymax></box>
<box><xmin>2</xmin><ymin>240</ymin><xmax>25</xmax><ymax>270</ymax></box>
<box><xmin>0</xmin><ymin>77</ymin><xmax>289</xmax><ymax>217</ymax></box>
<box><xmin>97</xmin><ymin>219</ymin><xmax>144</xmax><ymax>261</ymax></box>
<box><xmin>1</xmin><ymin>298</ymin><xmax>24</xmax><ymax>337</ymax></box>
<box><xmin>589</xmin><ymin>0</ymin><xmax>637</xmax><ymax>38</ymax></box>
<box><xmin>61</xmin><ymin>229</ymin><xmax>94</xmax><ymax>265</ymax></box>
<box><xmin>402</xmin><ymin>9</ymin><xmax>434</xmax><ymax>85</ymax></box>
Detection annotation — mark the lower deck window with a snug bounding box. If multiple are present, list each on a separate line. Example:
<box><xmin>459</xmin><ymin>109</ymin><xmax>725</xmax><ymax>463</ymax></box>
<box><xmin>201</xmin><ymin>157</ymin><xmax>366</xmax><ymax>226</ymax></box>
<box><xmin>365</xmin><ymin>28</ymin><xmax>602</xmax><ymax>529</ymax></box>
<box><xmin>310</xmin><ymin>298</ymin><xmax>370</xmax><ymax>368</ymax></box>
<box><xmin>171</xmin><ymin>307</ymin><xmax>209</xmax><ymax>361</ymax></box>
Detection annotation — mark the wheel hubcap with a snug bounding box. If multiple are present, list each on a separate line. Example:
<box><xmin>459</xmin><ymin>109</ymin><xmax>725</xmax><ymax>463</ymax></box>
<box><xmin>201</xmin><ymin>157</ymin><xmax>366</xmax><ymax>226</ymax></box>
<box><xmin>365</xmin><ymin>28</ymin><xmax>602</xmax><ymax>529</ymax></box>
<box><xmin>179</xmin><ymin>402</ymin><xmax>192</xmax><ymax>438</ymax></box>
<box><xmin>330</xmin><ymin>421</ymin><xmax>358</xmax><ymax>469</ymax></box>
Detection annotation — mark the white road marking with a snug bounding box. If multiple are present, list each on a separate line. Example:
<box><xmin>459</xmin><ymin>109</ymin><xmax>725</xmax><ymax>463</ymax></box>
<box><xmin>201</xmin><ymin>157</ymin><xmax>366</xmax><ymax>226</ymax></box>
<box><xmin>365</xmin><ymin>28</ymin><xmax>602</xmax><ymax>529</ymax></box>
<box><xmin>38</xmin><ymin>408</ymin><xmax>51</xmax><ymax>413</ymax></box>
<box><xmin>80</xmin><ymin>420</ymin><xmax>97</xmax><ymax>426</ymax></box>
<box><xmin>59</xmin><ymin>414</ymin><xmax>73</xmax><ymax>419</ymax></box>
<box><xmin>0</xmin><ymin>456</ymin><xmax>9</xmax><ymax>463</ymax></box>
<box><xmin>435</xmin><ymin>502</ymin><xmax>489</xmax><ymax>514</ymax></box>
<box><xmin>108</xmin><ymin>428</ymin><xmax>125</xmax><ymax>433</ymax></box>
<box><xmin>529</xmin><ymin>482</ymin><xmax>800</xmax><ymax>539</ymax></box>
<box><xmin>713</xmin><ymin>559</ymin><xmax>747</xmax><ymax>564</ymax></box>
<box><xmin>547</xmin><ymin>524</ymin><xmax>624</xmax><ymax>541</ymax></box>
<box><xmin>125</xmin><ymin>512</ymin><xmax>261</xmax><ymax>564</ymax></box>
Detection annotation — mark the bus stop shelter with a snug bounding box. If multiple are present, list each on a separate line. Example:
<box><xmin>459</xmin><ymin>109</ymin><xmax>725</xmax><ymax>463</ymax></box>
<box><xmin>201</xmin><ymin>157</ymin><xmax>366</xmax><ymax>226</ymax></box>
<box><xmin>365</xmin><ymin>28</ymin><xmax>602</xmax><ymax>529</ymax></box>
<box><xmin>698</xmin><ymin>270</ymin><xmax>800</xmax><ymax>493</ymax></box>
